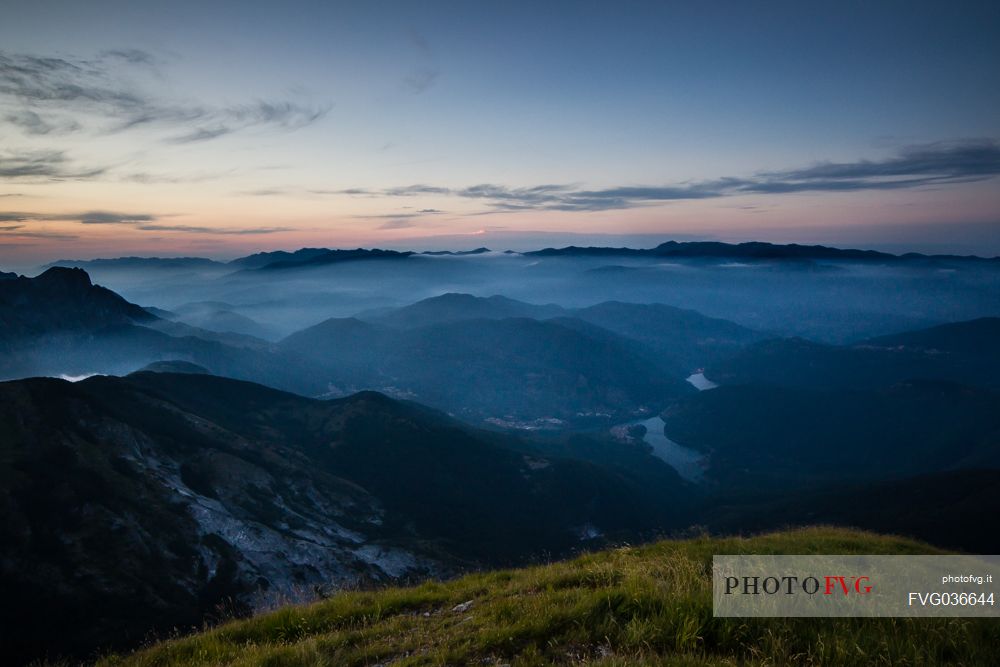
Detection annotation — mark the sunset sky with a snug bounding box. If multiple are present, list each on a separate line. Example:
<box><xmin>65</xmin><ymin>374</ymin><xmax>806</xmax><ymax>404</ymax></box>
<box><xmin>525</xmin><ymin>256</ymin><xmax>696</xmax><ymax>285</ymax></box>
<box><xmin>1</xmin><ymin>0</ymin><xmax>999</xmax><ymax>267</ymax></box>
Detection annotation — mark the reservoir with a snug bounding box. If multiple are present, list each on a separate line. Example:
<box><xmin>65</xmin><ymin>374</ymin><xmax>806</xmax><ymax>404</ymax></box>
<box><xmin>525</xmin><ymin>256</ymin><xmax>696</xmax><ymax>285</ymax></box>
<box><xmin>632</xmin><ymin>416</ymin><xmax>705</xmax><ymax>482</ymax></box>
<box><xmin>686</xmin><ymin>372</ymin><xmax>718</xmax><ymax>391</ymax></box>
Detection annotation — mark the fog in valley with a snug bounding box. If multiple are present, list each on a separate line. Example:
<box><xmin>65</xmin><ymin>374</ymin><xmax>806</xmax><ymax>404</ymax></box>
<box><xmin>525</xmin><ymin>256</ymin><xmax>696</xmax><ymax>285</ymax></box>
<box><xmin>43</xmin><ymin>250</ymin><xmax>1000</xmax><ymax>344</ymax></box>
<box><xmin>4</xmin><ymin>242</ymin><xmax>1000</xmax><ymax>664</ymax></box>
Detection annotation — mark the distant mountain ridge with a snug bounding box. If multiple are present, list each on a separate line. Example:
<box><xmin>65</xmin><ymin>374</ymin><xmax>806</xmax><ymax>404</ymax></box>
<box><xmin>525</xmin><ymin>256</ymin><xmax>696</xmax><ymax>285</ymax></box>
<box><xmin>366</xmin><ymin>293</ymin><xmax>566</xmax><ymax>328</ymax></box>
<box><xmin>248</xmin><ymin>248</ymin><xmax>415</xmax><ymax>271</ymax></box>
<box><xmin>280</xmin><ymin>313</ymin><xmax>692</xmax><ymax>423</ymax></box>
<box><xmin>225</xmin><ymin>247</ymin><xmax>332</xmax><ymax>269</ymax></box>
<box><xmin>358</xmin><ymin>293</ymin><xmax>765</xmax><ymax>371</ymax></box>
<box><xmin>421</xmin><ymin>247</ymin><xmax>492</xmax><ymax>256</ymax></box>
<box><xmin>30</xmin><ymin>239</ymin><xmax>1000</xmax><ymax>273</ymax></box>
<box><xmin>46</xmin><ymin>256</ymin><xmax>226</xmax><ymax>270</ymax></box>
<box><xmin>526</xmin><ymin>240</ymin><xmax>1000</xmax><ymax>261</ymax></box>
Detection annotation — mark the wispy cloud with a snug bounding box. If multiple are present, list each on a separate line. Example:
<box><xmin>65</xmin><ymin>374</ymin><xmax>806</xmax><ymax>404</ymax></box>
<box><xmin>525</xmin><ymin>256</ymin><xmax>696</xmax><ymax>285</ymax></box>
<box><xmin>337</xmin><ymin>182</ymin><xmax>717</xmax><ymax>211</ymax></box>
<box><xmin>162</xmin><ymin>101</ymin><xmax>328</xmax><ymax>144</ymax></box>
<box><xmin>377</xmin><ymin>218</ymin><xmax>414</xmax><ymax>230</ymax></box>
<box><xmin>119</xmin><ymin>169</ymin><xmax>234</xmax><ymax>184</ymax></box>
<box><xmin>136</xmin><ymin>224</ymin><xmax>292</xmax><ymax>234</ymax></box>
<box><xmin>403</xmin><ymin>68</ymin><xmax>439</xmax><ymax>94</ymax></box>
<box><xmin>0</xmin><ymin>49</ymin><xmax>329</xmax><ymax>144</ymax></box>
<box><xmin>0</xmin><ymin>208</ymin><xmax>293</xmax><ymax>235</ymax></box>
<box><xmin>743</xmin><ymin>140</ymin><xmax>1000</xmax><ymax>193</ymax></box>
<box><xmin>0</xmin><ymin>224</ymin><xmax>78</xmax><ymax>240</ymax></box>
<box><xmin>98</xmin><ymin>48</ymin><xmax>161</xmax><ymax>67</ymax></box>
<box><xmin>0</xmin><ymin>150</ymin><xmax>106</xmax><ymax>180</ymax></box>
<box><xmin>402</xmin><ymin>29</ymin><xmax>440</xmax><ymax>94</ymax></box>
<box><xmin>241</xmin><ymin>187</ymin><xmax>291</xmax><ymax>196</ymax></box>
<box><xmin>4</xmin><ymin>109</ymin><xmax>80</xmax><ymax>135</ymax></box>
<box><xmin>78</xmin><ymin>211</ymin><xmax>157</xmax><ymax>224</ymax></box>
<box><xmin>333</xmin><ymin>140</ymin><xmax>1000</xmax><ymax>212</ymax></box>
<box><xmin>0</xmin><ymin>209</ymin><xmax>159</xmax><ymax>224</ymax></box>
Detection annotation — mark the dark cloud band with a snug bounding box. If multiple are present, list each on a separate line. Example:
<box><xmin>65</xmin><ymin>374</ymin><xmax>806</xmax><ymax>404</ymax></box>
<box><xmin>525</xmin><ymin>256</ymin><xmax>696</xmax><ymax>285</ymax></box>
<box><xmin>331</xmin><ymin>140</ymin><xmax>1000</xmax><ymax>212</ymax></box>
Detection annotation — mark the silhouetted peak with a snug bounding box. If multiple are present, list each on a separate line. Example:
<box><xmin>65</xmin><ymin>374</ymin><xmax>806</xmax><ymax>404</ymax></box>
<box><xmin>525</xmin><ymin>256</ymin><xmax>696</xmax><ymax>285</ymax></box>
<box><xmin>136</xmin><ymin>360</ymin><xmax>211</xmax><ymax>375</ymax></box>
<box><xmin>35</xmin><ymin>266</ymin><xmax>93</xmax><ymax>288</ymax></box>
<box><xmin>434</xmin><ymin>292</ymin><xmax>481</xmax><ymax>303</ymax></box>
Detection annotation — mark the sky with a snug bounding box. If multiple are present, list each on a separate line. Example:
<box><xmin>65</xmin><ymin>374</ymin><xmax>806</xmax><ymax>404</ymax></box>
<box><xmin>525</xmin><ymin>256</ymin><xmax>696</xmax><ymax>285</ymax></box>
<box><xmin>1</xmin><ymin>0</ymin><xmax>999</xmax><ymax>266</ymax></box>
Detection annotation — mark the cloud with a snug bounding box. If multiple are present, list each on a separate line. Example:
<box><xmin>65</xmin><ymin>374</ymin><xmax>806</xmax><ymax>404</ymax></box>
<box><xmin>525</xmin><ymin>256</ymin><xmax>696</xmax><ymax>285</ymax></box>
<box><xmin>409</xmin><ymin>30</ymin><xmax>433</xmax><ymax>57</ymax></box>
<box><xmin>339</xmin><ymin>139</ymin><xmax>1000</xmax><ymax>212</ymax></box>
<box><xmin>0</xmin><ymin>49</ymin><xmax>329</xmax><ymax>143</ymax></box>
<box><xmin>136</xmin><ymin>224</ymin><xmax>292</xmax><ymax>235</ymax></box>
<box><xmin>0</xmin><ymin>210</ymin><xmax>159</xmax><ymax>224</ymax></box>
<box><xmin>120</xmin><ymin>169</ymin><xmax>233</xmax><ymax>184</ymax></box>
<box><xmin>742</xmin><ymin>140</ymin><xmax>1000</xmax><ymax>193</ymax></box>
<box><xmin>249</xmin><ymin>185</ymin><xmax>454</xmax><ymax>199</ymax></box>
<box><xmin>77</xmin><ymin>211</ymin><xmax>157</xmax><ymax>224</ymax></box>
<box><xmin>402</xmin><ymin>30</ymin><xmax>439</xmax><ymax>94</ymax></box>
<box><xmin>99</xmin><ymin>49</ymin><xmax>160</xmax><ymax>67</ymax></box>
<box><xmin>0</xmin><ymin>208</ymin><xmax>289</xmax><ymax>235</ymax></box>
<box><xmin>385</xmin><ymin>184</ymin><xmax>452</xmax><ymax>196</ymax></box>
<box><xmin>339</xmin><ymin>182</ymin><xmax>712</xmax><ymax>212</ymax></box>
<box><xmin>377</xmin><ymin>218</ymin><xmax>414</xmax><ymax>230</ymax></box>
<box><xmin>241</xmin><ymin>187</ymin><xmax>290</xmax><ymax>196</ymax></box>
<box><xmin>0</xmin><ymin>150</ymin><xmax>106</xmax><ymax>180</ymax></box>
<box><xmin>4</xmin><ymin>109</ymin><xmax>80</xmax><ymax>135</ymax></box>
<box><xmin>0</xmin><ymin>50</ymin><xmax>145</xmax><ymax>108</ymax></box>
<box><xmin>166</xmin><ymin>126</ymin><xmax>230</xmax><ymax>144</ymax></box>
<box><xmin>403</xmin><ymin>68</ymin><xmax>439</xmax><ymax>94</ymax></box>
<box><xmin>0</xmin><ymin>224</ymin><xmax>78</xmax><ymax>240</ymax></box>
<box><xmin>341</xmin><ymin>184</ymin><xmax>451</xmax><ymax>197</ymax></box>
<box><xmin>163</xmin><ymin>100</ymin><xmax>329</xmax><ymax>144</ymax></box>
<box><xmin>761</xmin><ymin>140</ymin><xmax>1000</xmax><ymax>181</ymax></box>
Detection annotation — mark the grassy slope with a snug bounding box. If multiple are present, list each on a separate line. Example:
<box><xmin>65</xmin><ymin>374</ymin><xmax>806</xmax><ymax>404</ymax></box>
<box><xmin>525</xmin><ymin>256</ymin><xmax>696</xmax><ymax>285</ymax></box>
<box><xmin>99</xmin><ymin>528</ymin><xmax>998</xmax><ymax>666</ymax></box>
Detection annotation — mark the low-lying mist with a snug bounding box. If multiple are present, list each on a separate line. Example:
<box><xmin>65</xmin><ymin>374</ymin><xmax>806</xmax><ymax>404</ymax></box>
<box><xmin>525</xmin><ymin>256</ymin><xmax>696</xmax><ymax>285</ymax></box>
<box><xmin>45</xmin><ymin>251</ymin><xmax>1000</xmax><ymax>343</ymax></box>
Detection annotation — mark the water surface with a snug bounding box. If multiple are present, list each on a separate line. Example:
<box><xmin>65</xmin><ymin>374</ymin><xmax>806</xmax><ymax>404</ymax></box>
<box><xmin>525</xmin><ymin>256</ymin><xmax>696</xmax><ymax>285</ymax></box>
<box><xmin>633</xmin><ymin>416</ymin><xmax>705</xmax><ymax>482</ymax></box>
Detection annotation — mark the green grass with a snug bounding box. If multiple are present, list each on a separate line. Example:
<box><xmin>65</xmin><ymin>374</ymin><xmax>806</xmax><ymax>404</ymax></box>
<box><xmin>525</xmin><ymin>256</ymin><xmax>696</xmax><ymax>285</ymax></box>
<box><xmin>98</xmin><ymin>527</ymin><xmax>998</xmax><ymax>666</ymax></box>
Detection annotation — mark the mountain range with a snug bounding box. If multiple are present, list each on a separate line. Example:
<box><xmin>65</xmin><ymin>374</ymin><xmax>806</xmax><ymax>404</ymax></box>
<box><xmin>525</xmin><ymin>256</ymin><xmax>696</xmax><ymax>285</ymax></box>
<box><xmin>279</xmin><ymin>292</ymin><xmax>769</xmax><ymax>423</ymax></box>
<box><xmin>0</xmin><ymin>267</ymin><xmax>331</xmax><ymax>393</ymax></box>
<box><xmin>46</xmin><ymin>239</ymin><xmax>1000</xmax><ymax>276</ymax></box>
<box><xmin>525</xmin><ymin>240</ymin><xmax>1000</xmax><ymax>262</ymax></box>
<box><xmin>1</xmin><ymin>268</ymin><xmax>765</xmax><ymax>426</ymax></box>
<box><xmin>0</xmin><ymin>370</ymin><xmax>688</xmax><ymax>662</ymax></box>
<box><xmin>2</xmin><ymin>251</ymin><xmax>999</xmax><ymax>664</ymax></box>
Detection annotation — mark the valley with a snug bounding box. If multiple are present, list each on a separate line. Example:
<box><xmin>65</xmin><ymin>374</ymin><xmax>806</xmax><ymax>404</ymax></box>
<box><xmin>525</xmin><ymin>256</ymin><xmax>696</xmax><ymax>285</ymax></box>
<box><xmin>4</xmin><ymin>6</ymin><xmax>998</xmax><ymax>663</ymax></box>
<box><xmin>1</xmin><ymin>243</ymin><xmax>998</xmax><ymax>664</ymax></box>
